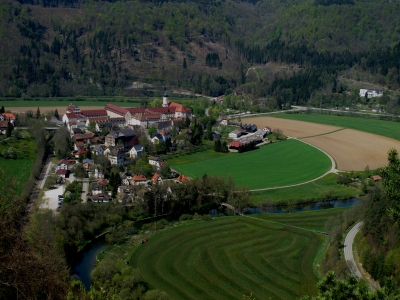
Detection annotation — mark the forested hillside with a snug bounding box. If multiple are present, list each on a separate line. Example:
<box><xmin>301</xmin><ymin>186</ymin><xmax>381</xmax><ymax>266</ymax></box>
<box><xmin>0</xmin><ymin>0</ymin><xmax>400</xmax><ymax>104</ymax></box>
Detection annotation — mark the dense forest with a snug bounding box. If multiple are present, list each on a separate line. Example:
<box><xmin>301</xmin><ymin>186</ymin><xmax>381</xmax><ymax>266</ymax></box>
<box><xmin>0</xmin><ymin>0</ymin><xmax>399</xmax><ymax>104</ymax></box>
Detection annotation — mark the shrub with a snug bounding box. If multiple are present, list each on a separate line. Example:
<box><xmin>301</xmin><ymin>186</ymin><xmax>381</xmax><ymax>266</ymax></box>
<box><xmin>179</xmin><ymin>214</ymin><xmax>193</xmax><ymax>221</ymax></box>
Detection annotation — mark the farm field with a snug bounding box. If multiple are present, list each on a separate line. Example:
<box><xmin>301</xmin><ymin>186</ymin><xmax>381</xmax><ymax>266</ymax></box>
<box><xmin>266</xmin><ymin>113</ymin><xmax>400</xmax><ymax>141</ymax></box>
<box><xmin>245</xmin><ymin>115</ymin><xmax>400</xmax><ymax>171</ymax></box>
<box><xmin>169</xmin><ymin>139</ymin><xmax>331</xmax><ymax>189</ymax></box>
<box><xmin>129</xmin><ymin>209</ymin><xmax>348</xmax><ymax>300</ymax></box>
<box><xmin>251</xmin><ymin>174</ymin><xmax>358</xmax><ymax>205</ymax></box>
<box><xmin>0</xmin><ymin>96</ymin><xmax>197</xmax><ymax>115</ymax></box>
<box><xmin>0</xmin><ymin>157</ymin><xmax>35</xmax><ymax>195</ymax></box>
<box><xmin>241</xmin><ymin>116</ymin><xmax>341</xmax><ymax>138</ymax></box>
<box><xmin>166</xmin><ymin>148</ymin><xmax>229</xmax><ymax>166</ymax></box>
<box><xmin>302</xmin><ymin>129</ymin><xmax>400</xmax><ymax>170</ymax></box>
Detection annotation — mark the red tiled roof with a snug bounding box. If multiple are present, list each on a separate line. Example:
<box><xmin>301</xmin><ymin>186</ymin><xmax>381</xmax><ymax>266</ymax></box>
<box><xmin>75</xmin><ymin>132</ymin><xmax>95</xmax><ymax>140</ymax></box>
<box><xmin>76</xmin><ymin>141</ymin><xmax>84</xmax><ymax>146</ymax></box>
<box><xmin>372</xmin><ymin>175</ymin><xmax>382</xmax><ymax>181</ymax></box>
<box><xmin>230</xmin><ymin>141</ymin><xmax>243</xmax><ymax>148</ymax></box>
<box><xmin>97</xmin><ymin>179</ymin><xmax>109</xmax><ymax>186</ymax></box>
<box><xmin>105</xmin><ymin>103</ymin><xmax>128</xmax><ymax>116</ymax></box>
<box><xmin>132</xmin><ymin>174</ymin><xmax>147</xmax><ymax>181</ymax></box>
<box><xmin>77</xmin><ymin>149</ymin><xmax>88</xmax><ymax>155</ymax></box>
<box><xmin>89</xmin><ymin>117</ymin><xmax>109</xmax><ymax>123</ymax></box>
<box><xmin>66</xmin><ymin>112</ymin><xmax>78</xmax><ymax>119</ymax></box>
<box><xmin>2</xmin><ymin>113</ymin><xmax>15</xmax><ymax>120</ymax></box>
<box><xmin>146</xmin><ymin>107</ymin><xmax>175</xmax><ymax>114</ymax></box>
<box><xmin>152</xmin><ymin>173</ymin><xmax>160</xmax><ymax>182</ymax></box>
<box><xmin>81</xmin><ymin>110</ymin><xmax>108</xmax><ymax>117</ymax></box>
<box><xmin>177</xmin><ymin>174</ymin><xmax>188</xmax><ymax>182</ymax></box>
<box><xmin>56</xmin><ymin>169</ymin><xmax>68</xmax><ymax>175</ymax></box>
<box><xmin>127</xmin><ymin>107</ymin><xmax>146</xmax><ymax>114</ymax></box>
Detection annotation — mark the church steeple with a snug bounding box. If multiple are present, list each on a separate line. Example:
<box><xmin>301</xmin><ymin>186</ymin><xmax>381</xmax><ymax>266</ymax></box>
<box><xmin>162</xmin><ymin>91</ymin><xmax>168</xmax><ymax>107</ymax></box>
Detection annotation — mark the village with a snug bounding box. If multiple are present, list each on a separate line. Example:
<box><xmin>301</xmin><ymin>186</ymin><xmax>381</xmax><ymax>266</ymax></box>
<box><xmin>10</xmin><ymin>95</ymin><xmax>274</xmax><ymax>210</ymax></box>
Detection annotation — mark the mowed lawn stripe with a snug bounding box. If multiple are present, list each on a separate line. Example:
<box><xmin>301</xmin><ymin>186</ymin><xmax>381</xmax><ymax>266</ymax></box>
<box><xmin>130</xmin><ymin>211</ymin><xmax>347</xmax><ymax>299</ymax></box>
<box><xmin>170</xmin><ymin>139</ymin><xmax>331</xmax><ymax>189</ymax></box>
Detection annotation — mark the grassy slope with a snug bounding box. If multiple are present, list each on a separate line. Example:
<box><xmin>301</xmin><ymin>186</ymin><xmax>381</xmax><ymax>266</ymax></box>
<box><xmin>169</xmin><ymin>139</ymin><xmax>331</xmax><ymax>189</ymax></box>
<box><xmin>251</xmin><ymin>173</ymin><xmax>358</xmax><ymax>205</ymax></box>
<box><xmin>128</xmin><ymin>208</ymin><xmax>348</xmax><ymax>300</ymax></box>
<box><xmin>0</xmin><ymin>158</ymin><xmax>35</xmax><ymax>195</ymax></box>
<box><xmin>0</xmin><ymin>132</ymin><xmax>37</xmax><ymax>194</ymax></box>
<box><xmin>270</xmin><ymin>113</ymin><xmax>400</xmax><ymax>141</ymax></box>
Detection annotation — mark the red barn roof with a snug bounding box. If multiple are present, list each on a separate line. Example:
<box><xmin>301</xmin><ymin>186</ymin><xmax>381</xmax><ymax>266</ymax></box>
<box><xmin>81</xmin><ymin>110</ymin><xmax>108</xmax><ymax>117</ymax></box>
<box><xmin>230</xmin><ymin>141</ymin><xmax>243</xmax><ymax>148</ymax></box>
<box><xmin>105</xmin><ymin>103</ymin><xmax>128</xmax><ymax>116</ymax></box>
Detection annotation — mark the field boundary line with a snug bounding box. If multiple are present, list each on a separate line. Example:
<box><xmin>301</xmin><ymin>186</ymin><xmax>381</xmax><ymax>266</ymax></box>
<box><xmin>298</xmin><ymin>128</ymin><xmax>346</xmax><ymax>139</ymax></box>
<box><xmin>249</xmin><ymin>137</ymin><xmax>338</xmax><ymax>192</ymax></box>
<box><xmin>242</xmin><ymin>215</ymin><xmax>329</xmax><ymax>236</ymax></box>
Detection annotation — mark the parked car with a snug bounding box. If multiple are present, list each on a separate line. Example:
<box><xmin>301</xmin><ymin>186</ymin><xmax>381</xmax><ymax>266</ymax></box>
<box><xmin>140</xmin><ymin>238</ymin><xmax>149</xmax><ymax>244</ymax></box>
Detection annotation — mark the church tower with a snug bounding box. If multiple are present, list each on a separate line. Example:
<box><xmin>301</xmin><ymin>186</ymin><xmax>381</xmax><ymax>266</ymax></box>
<box><xmin>162</xmin><ymin>91</ymin><xmax>168</xmax><ymax>107</ymax></box>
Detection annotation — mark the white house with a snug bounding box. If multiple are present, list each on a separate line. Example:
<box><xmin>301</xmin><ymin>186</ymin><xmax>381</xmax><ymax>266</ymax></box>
<box><xmin>55</xmin><ymin>159</ymin><xmax>69</xmax><ymax>172</ymax></box>
<box><xmin>149</xmin><ymin>156</ymin><xmax>166</xmax><ymax>170</ymax></box>
<box><xmin>129</xmin><ymin>144</ymin><xmax>145</xmax><ymax>159</ymax></box>
<box><xmin>229</xmin><ymin>130</ymin><xmax>243</xmax><ymax>139</ymax></box>
<box><xmin>359</xmin><ymin>88</ymin><xmax>383</xmax><ymax>98</ymax></box>
<box><xmin>91</xmin><ymin>182</ymin><xmax>103</xmax><ymax>195</ymax></box>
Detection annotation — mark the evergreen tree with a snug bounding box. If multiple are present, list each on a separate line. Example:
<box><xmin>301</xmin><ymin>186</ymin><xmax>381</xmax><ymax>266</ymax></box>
<box><xmin>5</xmin><ymin>121</ymin><xmax>13</xmax><ymax>138</ymax></box>
<box><xmin>54</xmin><ymin>109</ymin><xmax>59</xmax><ymax>120</ymax></box>
<box><xmin>183</xmin><ymin>58</ymin><xmax>187</xmax><ymax>69</ymax></box>
<box><xmin>0</xmin><ymin>106</ymin><xmax>4</xmax><ymax>114</ymax></box>
<box><xmin>36</xmin><ymin>107</ymin><xmax>40</xmax><ymax>119</ymax></box>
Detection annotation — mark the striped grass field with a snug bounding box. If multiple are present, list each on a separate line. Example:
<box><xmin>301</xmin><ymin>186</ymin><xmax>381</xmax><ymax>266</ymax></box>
<box><xmin>0</xmin><ymin>157</ymin><xmax>35</xmax><ymax>195</ymax></box>
<box><xmin>129</xmin><ymin>209</ymin><xmax>347</xmax><ymax>299</ymax></box>
<box><xmin>169</xmin><ymin>139</ymin><xmax>331</xmax><ymax>189</ymax></box>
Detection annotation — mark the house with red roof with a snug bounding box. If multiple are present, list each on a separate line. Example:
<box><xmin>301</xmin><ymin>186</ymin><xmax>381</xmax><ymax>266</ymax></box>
<box><xmin>151</xmin><ymin>173</ymin><xmax>161</xmax><ymax>183</ymax></box>
<box><xmin>132</xmin><ymin>174</ymin><xmax>148</xmax><ymax>185</ymax></box>
<box><xmin>62</xmin><ymin>112</ymin><xmax>78</xmax><ymax>124</ymax></box>
<box><xmin>229</xmin><ymin>141</ymin><xmax>243</xmax><ymax>150</ymax></box>
<box><xmin>74</xmin><ymin>141</ymin><xmax>85</xmax><ymax>151</ymax></box>
<box><xmin>176</xmin><ymin>174</ymin><xmax>188</xmax><ymax>183</ymax></box>
<box><xmin>1</xmin><ymin>113</ymin><xmax>16</xmax><ymax>124</ymax></box>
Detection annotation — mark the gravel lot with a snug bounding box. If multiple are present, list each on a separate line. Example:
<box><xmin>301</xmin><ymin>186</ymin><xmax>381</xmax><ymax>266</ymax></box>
<box><xmin>41</xmin><ymin>185</ymin><xmax>64</xmax><ymax>210</ymax></box>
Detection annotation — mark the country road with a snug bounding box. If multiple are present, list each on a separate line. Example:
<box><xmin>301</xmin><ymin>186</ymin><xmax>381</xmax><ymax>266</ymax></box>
<box><xmin>344</xmin><ymin>221</ymin><xmax>364</xmax><ymax>279</ymax></box>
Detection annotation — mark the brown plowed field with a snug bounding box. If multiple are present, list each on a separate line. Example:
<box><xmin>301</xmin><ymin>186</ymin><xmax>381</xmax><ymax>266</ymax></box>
<box><xmin>245</xmin><ymin>116</ymin><xmax>400</xmax><ymax>171</ymax></box>
<box><xmin>244</xmin><ymin>116</ymin><xmax>341</xmax><ymax>137</ymax></box>
<box><xmin>9</xmin><ymin>106</ymin><xmax>105</xmax><ymax>114</ymax></box>
<box><xmin>302</xmin><ymin>129</ymin><xmax>400</xmax><ymax>171</ymax></box>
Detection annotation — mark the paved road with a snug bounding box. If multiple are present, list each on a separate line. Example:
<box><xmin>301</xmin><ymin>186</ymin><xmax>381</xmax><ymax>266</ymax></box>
<box><xmin>81</xmin><ymin>179</ymin><xmax>89</xmax><ymax>203</ymax></box>
<box><xmin>39</xmin><ymin>161</ymin><xmax>53</xmax><ymax>189</ymax></box>
<box><xmin>344</xmin><ymin>221</ymin><xmax>364</xmax><ymax>279</ymax></box>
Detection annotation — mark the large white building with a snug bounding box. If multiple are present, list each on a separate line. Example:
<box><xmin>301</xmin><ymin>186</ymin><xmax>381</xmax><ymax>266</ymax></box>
<box><xmin>63</xmin><ymin>93</ymin><xmax>192</xmax><ymax>131</ymax></box>
<box><xmin>359</xmin><ymin>88</ymin><xmax>383</xmax><ymax>98</ymax></box>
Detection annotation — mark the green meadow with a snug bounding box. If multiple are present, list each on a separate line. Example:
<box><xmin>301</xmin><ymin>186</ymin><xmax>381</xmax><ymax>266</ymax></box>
<box><xmin>251</xmin><ymin>174</ymin><xmax>359</xmax><ymax>205</ymax></box>
<box><xmin>129</xmin><ymin>208</ymin><xmax>348</xmax><ymax>300</ymax></box>
<box><xmin>169</xmin><ymin>139</ymin><xmax>331</xmax><ymax>189</ymax></box>
<box><xmin>0</xmin><ymin>158</ymin><xmax>36</xmax><ymax>195</ymax></box>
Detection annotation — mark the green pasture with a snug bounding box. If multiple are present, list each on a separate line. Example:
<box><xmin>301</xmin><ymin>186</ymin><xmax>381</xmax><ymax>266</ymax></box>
<box><xmin>169</xmin><ymin>139</ymin><xmax>331</xmax><ymax>189</ymax></box>
<box><xmin>129</xmin><ymin>209</ymin><xmax>348</xmax><ymax>300</ymax></box>
<box><xmin>0</xmin><ymin>157</ymin><xmax>35</xmax><ymax>195</ymax></box>
<box><xmin>166</xmin><ymin>148</ymin><xmax>229</xmax><ymax>166</ymax></box>
<box><xmin>251</xmin><ymin>174</ymin><xmax>358</xmax><ymax>205</ymax></box>
<box><xmin>0</xmin><ymin>96</ymin><xmax>201</xmax><ymax>109</ymax></box>
<box><xmin>269</xmin><ymin>113</ymin><xmax>400</xmax><ymax>141</ymax></box>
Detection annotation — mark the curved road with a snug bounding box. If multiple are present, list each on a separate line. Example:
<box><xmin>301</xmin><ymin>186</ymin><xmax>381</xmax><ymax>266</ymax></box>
<box><xmin>344</xmin><ymin>221</ymin><xmax>364</xmax><ymax>279</ymax></box>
